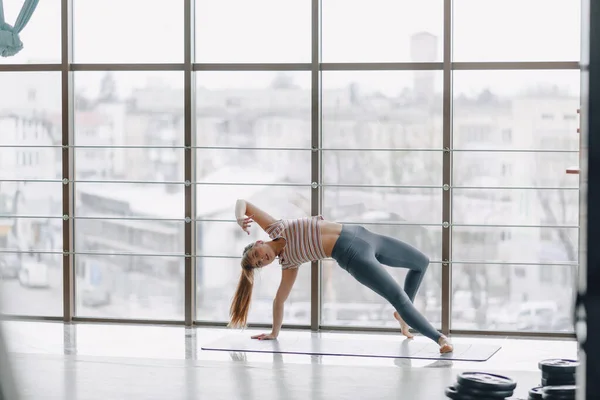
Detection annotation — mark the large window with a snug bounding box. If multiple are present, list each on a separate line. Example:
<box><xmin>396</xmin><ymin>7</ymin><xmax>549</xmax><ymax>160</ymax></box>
<box><xmin>321</xmin><ymin>71</ymin><xmax>443</xmax><ymax>328</ymax></box>
<box><xmin>194</xmin><ymin>72</ymin><xmax>312</xmax><ymax>325</ymax></box>
<box><xmin>0</xmin><ymin>72</ymin><xmax>63</xmax><ymax>316</ymax></box>
<box><xmin>0</xmin><ymin>1</ymin><xmax>580</xmax><ymax>336</ymax></box>
<box><xmin>73</xmin><ymin>72</ymin><xmax>185</xmax><ymax>320</ymax></box>
<box><xmin>451</xmin><ymin>70</ymin><xmax>580</xmax><ymax>332</ymax></box>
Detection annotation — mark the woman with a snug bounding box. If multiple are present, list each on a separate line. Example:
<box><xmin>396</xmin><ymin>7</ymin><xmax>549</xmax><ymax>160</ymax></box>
<box><xmin>229</xmin><ymin>199</ymin><xmax>453</xmax><ymax>354</ymax></box>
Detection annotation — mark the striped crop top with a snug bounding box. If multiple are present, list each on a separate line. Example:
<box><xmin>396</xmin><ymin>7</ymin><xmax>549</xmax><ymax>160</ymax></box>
<box><xmin>265</xmin><ymin>216</ymin><xmax>328</xmax><ymax>270</ymax></box>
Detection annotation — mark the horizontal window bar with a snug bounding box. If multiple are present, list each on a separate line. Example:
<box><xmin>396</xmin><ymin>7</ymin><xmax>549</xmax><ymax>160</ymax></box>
<box><xmin>319</xmin><ymin>184</ymin><xmax>441</xmax><ymax>189</ymax></box>
<box><xmin>0</xmin><ymin>315</ymin><xmax>64</xmax><ymax>322</ymax></box>
<box><xmin>449</xmin><ymin>329</ymin><xmax>575</xmax><ymax>340</ymax></box>
<box><xmin>0</xmin><ymin>179</ymin><xmax>579</xmax><ymax>191</ymax></box>
<box><xmin>194</xmin><ymin>63</ymin><xmax>311</xmax><ymax>71</ymax></box>
<box><xmin>0</xmin><ymin>62</ymin><xmax>579</xmax><ymax>72</ymax></box>
<box><xmin>335</xmin><ymin>221</ymin><xmax>440</xmax><ymax>227</ymax></box>
<box><xmin>0</xmin><ymin>250</ymin><xmax>576</xmax><ymax>267</ymax></box>
<box><xmin>0</xmin><ymin>64</ymin><xmax>61</xmax><ymax>71</ymax></box>
<box><xmin>0</xmin><ymin>179</ymin><xmax>63</xmax><ymax>184</ymax></box>
<box><xmin>79</xmin><ymin>180</ymin><xmax>183</xmax><ymax>185</ymax></box>
<box><xmin>452</xmin><ymin>61</ymin><xmax>580</xmax><ymax>70</ymax></box>
<box><xmin>321</xmin><ymin>62</ymin><xmax>443</xmax><ymax>71</ymax></box>
<box><xmin>453</xmin><ymin>186</ymin><xmax>578</xmax><ymax>190</ymax></box>
<box><xmin>451</xmin><ymin>260</ymin><xmax>578</xmax><ymax>266</ymax></box>
<box><xmin>451</xmin><ymin>223</ymin><xmax>578</xmax><ymax>229</ymax></box>
<box><xmin>0</xmin><ymin>215</ymin><xmax>577</xmax><ymax>230</ymax></box>
<box><xmin>193</xmin><ymin>321</ymin><xmax>309</xmax><ymax>330</ymax></box>
<box><xmin>0</xmin><ymin>249</ymin><xmax>182</xmax><ymax>257</ymax></box>
<box><xmin>452</xmin><ymin>148</ymin><xmax>579</xmax><ymax>154</ymax></box>
<box><xmin>71</xmin><ymin>317</ymin><xmax>184</xmax><ymax>325</ymax></box>
<box><xmin>70</xmin><ymin>64</ymin><xmax>185</xmax><ymax>71</ymax></box>
<box><xmin>0</xmin><ymin>145</ymin><xmax>579</xmax><ymax>154</ymax></box>
<box><xmin>320</xmin><ymin>148</ymin><xmax>442</xmax><ymax>152</ymax></box>
<box><xmin>193</xmin><ymin>182</ymin><xmax>309</xmax><ymax>187</ymax></box>
<box><xmin>0</xmin><ymin>145</ymin><xmax>64</xmax><ymax>149</ymax></box>
<box><xmin>0</xmin><ymin>215</ymin><xmax>63</xmax><ymax>220</ymax></box>
<box><xmin>73</xmin><ymin>216</ymin><xmax>184</xmax><ymax>222</ymax></box>
<box><xmin>0</xmin><ymin>250</ymin><xmax>64</xmax><ymax>255</ymax></box>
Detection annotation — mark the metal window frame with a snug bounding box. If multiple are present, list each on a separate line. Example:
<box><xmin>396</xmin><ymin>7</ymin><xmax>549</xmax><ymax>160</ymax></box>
<box><xmin>0</xmin><ymin>0</ymin><xmax>580</xmax><ymax>339</ymax></box>
<box><xmin>61</xmin><ymin>0</ymin><xmax>75</xmax><ymax>322</ymax></box>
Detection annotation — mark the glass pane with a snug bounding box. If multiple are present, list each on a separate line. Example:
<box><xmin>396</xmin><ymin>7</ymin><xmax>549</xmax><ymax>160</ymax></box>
<box><xmin>453</xmin><ymin>70</ymin><xmax>580</xmax><ymax>147</ymax></box>
<box><xmin>453</xmin><ymin>0</ymin><xmax>580</xmax><ymax>62</ymax></box>
<box><xmin>452</xmin><ymin>226</ymin><xmax>578</xmax><ymax>265</ymax></box>
<box><xmin>73</xmin><ymin>0</ymin><xmax>184</xmax><ymax>63</ymax></box>
<box><xmin>196</xmin><ymin>0</ymin><xmax>310</xmax><ymax>63</ymax></box>
<box><xmin>74</xmin><ymin>71</ymin><xmax>183</xmax><ymax>113</ymax></box>
<box><xmin>0</xmin><ymin>183</ymin><xmax>63</xmax><ymax>316</ymax></box>
<box><xmin>323</xmin><ymin>151</ymin><xmax>441</xmax><ymax>186</ymax></box>
<box><xmin>73</xmin><ymin>71</ymin><xmax>184</xmax><ymax>319</ymax></box>
<box><xmin>196</xmin><ymin>149</ymin><xmax>311</xmax><ymax>184</ymax></box>
<box><xmin>322</xmin><ymin>0</ymin><xmax>443</xmax><ymax>62</ymax></box>
<box><xmin>74</xmin><ymin>71</ymin><xmax>184</xmax><ymax>181</ymax></box>
<box><xmin>323</xmin><ymin>187</ymin><xmax>442</xmax><ymax>227</ymax></box>
<box><xmin>0</xmin><ymin>0</ymin><xmax>61</xmax><ymax>64</ymax></box>
<box><xmin>0</xmin><ymin>71</ymin><xmax>62</xmax><ymax>316</ymax></box>
<box><xmin>322</xmin><ymin>71</ymin><xmax>443</xmax><ymax>149</ymax></box>
<box><xmin>195</xmin><ymin>187</ymin><xmax>312</xmax><ymax>324</ymax></box>
<box><xmin>453</xmin><ymin>188</ymin><xmax>579</xmax><ymax>227</ymax></box>
<box><xmin>322</xmin><ymin>259</ymin><xmax>442</xmax><ymax>329</ymax></box>
<box><xmin>453</xmin><ymin>152</ymin><xmax>579</xmax><ymax>188</ymax></box>
<box><xmin>0</xmin><ymin>72</ymin><xmax>62</xmax><ymax>117</ymax></box>
<box><xmin>195</xmin><ymin>71</ymin><xmax>311</xmax><ymax>147</ymax></box>
<box><xmin>75</xmin><ymin>255</ymin><xmax>184</xmax><ymax>320</ymax></box>
<box><xmin>452</xmin><ymin>264</ymin><xmax>575</xmax><ymax>333</ymax></box>
<box><xmin>196</xmin><ymin>257</ymin><xmax>311</xmax><ymax>325</ymax></box>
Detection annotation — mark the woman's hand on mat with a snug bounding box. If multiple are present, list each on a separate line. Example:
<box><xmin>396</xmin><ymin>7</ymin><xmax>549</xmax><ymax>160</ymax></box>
<box><xmin>251</xmin><ymin>332</ymin><xmax>278</xmax><ymax>340</ymax></box>
<box><xmin>237</xmin><ymin>215</ymin><xmax>254</xmax><ymax>235</ymax></box>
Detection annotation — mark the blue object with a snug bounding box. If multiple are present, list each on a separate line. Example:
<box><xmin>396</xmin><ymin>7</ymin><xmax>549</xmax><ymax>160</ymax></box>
<box><xmin>89</xmin><ymin>261</ymin><xmax>102</xmax><ymax>286</ymax></box>
<box><xmin>0</xmin><ymin>0</ymin><xmax>40</xmax><ymax>57</ymax></box>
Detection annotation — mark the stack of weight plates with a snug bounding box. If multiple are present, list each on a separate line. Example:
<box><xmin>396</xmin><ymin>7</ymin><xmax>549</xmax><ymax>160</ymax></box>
<box><xmin>445</xmin><ymin>372</ymin><xmax>518</xmax><ymax>399</ymax></box>
<box><xmin>527</xmin><ymin>359</ymin><xmax>579</xmax><ymax>400</ymax></box>
<box><xmin>538</xmin><ymin>359</ymin><xmax>578</xmax><ymax>387</ymax></box>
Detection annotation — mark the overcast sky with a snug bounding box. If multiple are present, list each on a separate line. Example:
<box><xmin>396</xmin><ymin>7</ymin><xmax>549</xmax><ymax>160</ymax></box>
<box><xmin>0</xmin><ymin>0</ymin><xmax>582</xmax><ymax>97</ymax></box>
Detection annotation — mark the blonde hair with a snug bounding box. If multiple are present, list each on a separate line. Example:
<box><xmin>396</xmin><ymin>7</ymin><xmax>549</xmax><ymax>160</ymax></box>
<box><xmin>228</xmin><ymin>243</ymin><xmax>256</xmax><ymax>328</ymax></box>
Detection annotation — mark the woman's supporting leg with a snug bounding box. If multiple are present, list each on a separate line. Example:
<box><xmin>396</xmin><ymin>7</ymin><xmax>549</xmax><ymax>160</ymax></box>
<box><xmin>345</xmin><ymin>251</ymin><xmax>442</xmax><ymax>343</ymax></box>
<box><xmin>365</xmin><ymin>230</ymin><xmax>430</xmax><ymax>302</ymax></box>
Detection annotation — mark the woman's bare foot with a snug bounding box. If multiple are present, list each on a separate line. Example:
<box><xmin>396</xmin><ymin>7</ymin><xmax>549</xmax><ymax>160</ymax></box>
<box><xmin>393</xmin><ymin>311</ymin><xmax>414</xmax><ymax>339</ymax></box>
<box><xmin>438</xmin><ymin>336</ymin><xmax>454</xmax><ymax>354</ymax></box>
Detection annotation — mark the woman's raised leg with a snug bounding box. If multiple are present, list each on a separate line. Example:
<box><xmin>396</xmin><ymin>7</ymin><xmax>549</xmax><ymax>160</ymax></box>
<box><xmin>344</xmin><ymin>250</ymin><xmax>442</xmax><ymax>344</ymax></box>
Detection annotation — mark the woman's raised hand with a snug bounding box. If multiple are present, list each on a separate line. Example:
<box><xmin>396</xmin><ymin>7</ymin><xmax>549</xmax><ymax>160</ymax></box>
<box><xmin>237</xmin><ymin>215</ymin><xmax>254</xmax><ymax>235</ymax></box>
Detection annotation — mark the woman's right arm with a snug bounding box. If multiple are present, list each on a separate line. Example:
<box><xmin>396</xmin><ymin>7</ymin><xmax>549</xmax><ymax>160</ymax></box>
<box><xmin>235</xmin><ymin>199</ymin><xmax>277</xmax><ymax>232</ymax></box>
<box><xmin>252</xmin><ymin>267</ymin><xmax>299</xmax><ymax>340</ymax></box>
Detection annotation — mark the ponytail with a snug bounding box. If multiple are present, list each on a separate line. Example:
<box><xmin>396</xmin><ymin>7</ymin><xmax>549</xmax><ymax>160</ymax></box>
<box><xmin>229</xmin><ymin>244</ymin><xmax>256</xmax><ymax>328</ymax></box>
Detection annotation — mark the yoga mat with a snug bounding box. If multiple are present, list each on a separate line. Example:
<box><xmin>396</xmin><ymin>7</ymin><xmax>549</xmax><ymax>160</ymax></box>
<box><xmin>202</xmin><ymin>335</ymin><xmax>501</xmax><ymax>362</ymax></box>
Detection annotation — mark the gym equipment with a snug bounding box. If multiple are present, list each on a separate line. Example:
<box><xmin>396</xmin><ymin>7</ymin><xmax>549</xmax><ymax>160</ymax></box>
<box><xmin>538</xmin><ymin>359</ymin><xmax>578</xmax><ymax>387</ymax></box>
<box><xmin>538</xmin><ymin>359</ymin><xmax>579</xmax><ymax>375</ymax></box>
<box><xmin>202</xmin><ymin>335</ymin><xmax>501</xmax><ymax>361</ymax></box>
<box><xmin>445</xmin><ymin>372</ymin><xmax>517</xmax><ymax>399</ymax></box>
<box><xmin>456</xmin><ymin>372</ymin><xmax>517</xmax><ymax>392</ymax></box>
<box><xmin>541</xmin><ymin>385</ymin><xmax>577</xmax><ymax>400</ymax></box>
<box><xmin>454</xmin><ymin>382</ymin><xmax>514</xmax><ymax>398</ymax></box>
<box><xmin>528</xmin><ymin>386</ymin><xmax>543</xmax><ymax>400</ymax></box>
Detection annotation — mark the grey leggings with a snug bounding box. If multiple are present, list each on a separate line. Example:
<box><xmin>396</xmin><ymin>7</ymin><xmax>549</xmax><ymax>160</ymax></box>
<box><xmin>331</xmin><ymin>225</ymin><xmax>442</xmax><ymax>343</ymax></box>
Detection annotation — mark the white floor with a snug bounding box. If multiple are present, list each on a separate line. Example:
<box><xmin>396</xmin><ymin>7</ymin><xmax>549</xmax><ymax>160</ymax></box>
<box><xmin>0</xmin><ymin>321</ymin><xmax>579</xmax><ymax>399</ymax></box>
